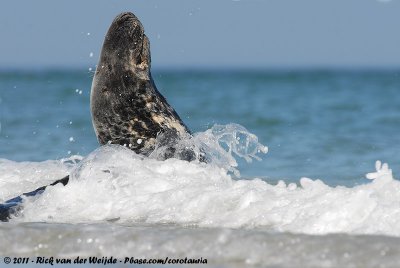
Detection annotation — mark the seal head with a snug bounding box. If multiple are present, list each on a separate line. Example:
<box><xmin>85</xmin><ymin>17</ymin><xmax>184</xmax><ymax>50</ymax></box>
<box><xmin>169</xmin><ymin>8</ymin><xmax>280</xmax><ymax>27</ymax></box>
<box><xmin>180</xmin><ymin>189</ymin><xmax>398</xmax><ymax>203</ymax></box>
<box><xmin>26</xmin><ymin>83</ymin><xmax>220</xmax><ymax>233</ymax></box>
<box><xmin>91</xmin><ymin>12</ymin><xmax>193</xmax><ymax>159</ymax></box>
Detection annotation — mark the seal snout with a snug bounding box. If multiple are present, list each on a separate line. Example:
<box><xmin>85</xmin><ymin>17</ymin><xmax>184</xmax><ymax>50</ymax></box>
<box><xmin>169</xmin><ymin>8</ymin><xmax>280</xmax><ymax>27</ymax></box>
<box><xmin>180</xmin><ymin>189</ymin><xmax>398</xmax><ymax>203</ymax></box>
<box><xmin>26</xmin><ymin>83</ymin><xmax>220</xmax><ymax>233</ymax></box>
<box><xmin>103</xmin><ymin>12</ymin><xmax>146</xmax><ymax>60</ymax></box>
<box><xmin>116</xmin><ymin>12</ymin><xmax>135</xmax><ymax>22</ymax></box>
<box><xmin>112</xmin><ymin>12</ymin><xmax>145</xmax><ymax>42</ymax></box>
<box><xmin>114</xmin><ymin>12</ymin><xmax>141</xmax><ymax>27</ymax></box>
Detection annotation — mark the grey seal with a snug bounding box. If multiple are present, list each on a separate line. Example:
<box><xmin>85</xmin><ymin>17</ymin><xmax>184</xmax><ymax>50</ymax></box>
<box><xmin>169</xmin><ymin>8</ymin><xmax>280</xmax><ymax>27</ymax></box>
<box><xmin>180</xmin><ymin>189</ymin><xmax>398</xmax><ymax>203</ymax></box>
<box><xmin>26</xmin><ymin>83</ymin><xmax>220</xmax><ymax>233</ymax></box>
<box><xmin>0</xmin><ymin>11</ymin><xmax>198</xmax><ymax>222</ymax></box>
<box><xmin>91</xmin><ymin>12</ymin><xmax>194</xmax><ymax>160</ymax></box>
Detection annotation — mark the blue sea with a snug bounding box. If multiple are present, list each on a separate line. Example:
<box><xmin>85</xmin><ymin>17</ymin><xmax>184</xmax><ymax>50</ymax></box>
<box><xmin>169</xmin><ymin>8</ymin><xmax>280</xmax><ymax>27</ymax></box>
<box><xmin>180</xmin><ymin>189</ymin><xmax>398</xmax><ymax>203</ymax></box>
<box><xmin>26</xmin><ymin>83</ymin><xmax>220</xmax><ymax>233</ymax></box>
<box><xmin>1</xmin><ymin>69</ymin><xmax>400</xmax><ymax>183</ymax></box>
<box><xmin>1</xmin><ymin>69</ymin><xmax>400</xmax><ymax>267</ymax></box>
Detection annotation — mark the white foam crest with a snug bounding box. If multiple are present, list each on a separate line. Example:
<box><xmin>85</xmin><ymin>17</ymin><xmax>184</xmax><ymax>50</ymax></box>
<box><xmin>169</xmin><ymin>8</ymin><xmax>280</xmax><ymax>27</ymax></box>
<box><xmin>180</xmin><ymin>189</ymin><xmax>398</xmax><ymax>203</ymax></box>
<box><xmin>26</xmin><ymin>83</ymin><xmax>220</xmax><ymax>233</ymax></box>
<box><xmin>6</xmin><ymin>145</ymin><xmax>400</xmax><ymax>237</ymax></box>
<box><xmin>2</xmin><ymin>125</ymin><xmax>400</xmax><ymax>236</ymax></box>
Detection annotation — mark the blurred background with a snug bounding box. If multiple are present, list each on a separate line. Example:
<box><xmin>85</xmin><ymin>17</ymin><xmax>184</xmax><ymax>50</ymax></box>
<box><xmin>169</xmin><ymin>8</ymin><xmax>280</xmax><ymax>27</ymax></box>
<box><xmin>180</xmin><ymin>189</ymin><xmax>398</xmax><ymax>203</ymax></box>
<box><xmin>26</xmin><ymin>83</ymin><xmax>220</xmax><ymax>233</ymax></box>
<box><xmin>1</xmin><ymin>0</ymin><xmax>399</xmax><ymax>69</ymax></box>
<box><xmin>1</xmin><ymin>0</ymin><xmax>400</xmax><ymax>185</ymax></box>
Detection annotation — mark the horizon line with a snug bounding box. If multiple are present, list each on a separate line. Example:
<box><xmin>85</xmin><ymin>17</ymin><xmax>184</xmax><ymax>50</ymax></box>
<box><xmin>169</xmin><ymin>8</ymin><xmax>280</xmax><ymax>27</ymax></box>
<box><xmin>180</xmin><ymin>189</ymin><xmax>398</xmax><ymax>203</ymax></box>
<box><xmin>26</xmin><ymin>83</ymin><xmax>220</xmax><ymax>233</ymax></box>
<box><xmin>1</xmin><ymin>65</ymin><xmax>400</xmax><ymax>73</ymax></box>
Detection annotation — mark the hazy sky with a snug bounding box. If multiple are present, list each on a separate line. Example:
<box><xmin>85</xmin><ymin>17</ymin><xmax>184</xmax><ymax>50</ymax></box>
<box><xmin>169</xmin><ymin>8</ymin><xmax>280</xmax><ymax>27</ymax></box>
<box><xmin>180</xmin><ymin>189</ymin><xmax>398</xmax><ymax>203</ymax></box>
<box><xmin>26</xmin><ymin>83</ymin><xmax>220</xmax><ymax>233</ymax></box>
<box><xmin>1</xmin><ymin>0</ymin><xmax>399</xmax><ymax>69</ymax></box>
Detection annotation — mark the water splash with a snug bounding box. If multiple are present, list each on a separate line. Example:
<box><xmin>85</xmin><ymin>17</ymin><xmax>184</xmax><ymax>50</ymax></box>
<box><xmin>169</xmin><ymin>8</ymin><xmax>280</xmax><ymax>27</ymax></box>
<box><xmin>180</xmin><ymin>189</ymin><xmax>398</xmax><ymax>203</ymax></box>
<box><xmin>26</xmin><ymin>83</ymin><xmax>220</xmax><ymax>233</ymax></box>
<box><xmin>2</xmin><ymin>125</ymin><xmax>400</xmax><ymax>237</ymax></box>
<box><xmin>150</xmin><ymin>123</ymin><xmax>268</xmax><ymax>176</ymax></box>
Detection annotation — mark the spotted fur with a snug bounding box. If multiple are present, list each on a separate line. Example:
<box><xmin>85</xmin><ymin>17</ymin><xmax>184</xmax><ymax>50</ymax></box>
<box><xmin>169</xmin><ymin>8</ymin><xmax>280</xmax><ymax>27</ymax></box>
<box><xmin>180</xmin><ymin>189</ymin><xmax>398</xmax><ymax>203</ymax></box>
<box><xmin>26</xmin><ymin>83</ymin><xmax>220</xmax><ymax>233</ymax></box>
<box><xmin>91</xmin><ymin>12</ymin><xmax>192</xmax><ymax>159</ymax></box>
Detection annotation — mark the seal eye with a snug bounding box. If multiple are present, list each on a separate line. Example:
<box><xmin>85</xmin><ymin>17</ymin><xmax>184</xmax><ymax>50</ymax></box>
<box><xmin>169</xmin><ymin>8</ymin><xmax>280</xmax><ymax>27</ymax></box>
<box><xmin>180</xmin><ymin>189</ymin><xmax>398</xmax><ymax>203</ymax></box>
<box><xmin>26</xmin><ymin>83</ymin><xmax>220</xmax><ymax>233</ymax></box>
<box><xmin>101</xmin><ymin>87</ymin><xmax>110</xmax><ymax>96</ymax></box>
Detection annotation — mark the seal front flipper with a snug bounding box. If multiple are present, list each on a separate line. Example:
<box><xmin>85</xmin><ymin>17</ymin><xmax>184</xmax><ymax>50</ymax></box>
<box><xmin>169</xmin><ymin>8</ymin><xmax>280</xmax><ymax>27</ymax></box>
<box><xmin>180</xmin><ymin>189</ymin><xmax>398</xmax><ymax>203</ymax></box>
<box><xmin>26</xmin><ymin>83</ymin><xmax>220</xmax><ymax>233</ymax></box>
<box><xmin>91</xmin><ymin>12</ymin><xmax>194</xmax><ymax>160</ymax></box>
<box><xmin>0</xmin><ymin>175</ymin><xmax>69</xmax><ymax>222</ymax></box>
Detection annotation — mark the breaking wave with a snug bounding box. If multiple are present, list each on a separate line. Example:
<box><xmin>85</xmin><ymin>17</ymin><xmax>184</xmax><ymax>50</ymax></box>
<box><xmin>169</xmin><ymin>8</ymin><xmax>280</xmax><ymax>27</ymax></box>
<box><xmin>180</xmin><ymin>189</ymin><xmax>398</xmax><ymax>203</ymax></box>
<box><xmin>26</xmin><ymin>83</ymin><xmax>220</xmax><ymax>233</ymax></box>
<box><xmin>1</xmin><ymin>124</ymin><xmax>400</xmax><ymax>237</ymax></box>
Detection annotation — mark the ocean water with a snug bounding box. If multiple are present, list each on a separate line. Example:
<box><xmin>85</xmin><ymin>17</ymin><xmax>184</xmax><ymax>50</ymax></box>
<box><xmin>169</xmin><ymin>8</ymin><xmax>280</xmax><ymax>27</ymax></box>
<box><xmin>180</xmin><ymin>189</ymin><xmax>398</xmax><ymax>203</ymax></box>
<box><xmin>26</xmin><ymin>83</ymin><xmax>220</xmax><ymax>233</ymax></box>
<box><xmin>1</xmin><ymin>69</ymin><xmax>400</xmax><ymax>267</ymax></box>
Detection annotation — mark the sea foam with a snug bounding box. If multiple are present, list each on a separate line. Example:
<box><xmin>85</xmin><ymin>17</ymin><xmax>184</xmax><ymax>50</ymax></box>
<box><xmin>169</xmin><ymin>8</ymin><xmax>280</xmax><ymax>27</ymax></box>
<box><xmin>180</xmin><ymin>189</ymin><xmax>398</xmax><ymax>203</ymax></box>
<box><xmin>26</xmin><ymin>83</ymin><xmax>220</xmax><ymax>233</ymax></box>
<box><xmin>1</xmin><ymin>124</ymin><xmax>400</xmax><ymax>237</ymax></box>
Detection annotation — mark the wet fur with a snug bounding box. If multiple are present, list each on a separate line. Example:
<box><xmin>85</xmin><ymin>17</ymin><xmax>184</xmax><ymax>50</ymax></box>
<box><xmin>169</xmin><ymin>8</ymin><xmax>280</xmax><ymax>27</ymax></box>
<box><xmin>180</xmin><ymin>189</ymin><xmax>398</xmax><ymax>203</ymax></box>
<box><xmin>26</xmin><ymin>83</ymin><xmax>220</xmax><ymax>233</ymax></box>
<box><xmin>91</xmin><ymin>12</ymin><xmax>192</xmax><ymax>159</ymax></box>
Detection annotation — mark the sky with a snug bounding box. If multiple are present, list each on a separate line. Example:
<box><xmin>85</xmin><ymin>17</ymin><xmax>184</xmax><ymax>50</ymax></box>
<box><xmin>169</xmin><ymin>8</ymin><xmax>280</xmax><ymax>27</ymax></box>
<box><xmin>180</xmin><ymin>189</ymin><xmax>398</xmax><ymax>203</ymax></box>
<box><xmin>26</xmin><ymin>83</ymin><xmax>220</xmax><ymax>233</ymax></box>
<box><xmin>0</xmin><ymin>0</ymin><xmax>399</xmax><ymax>69</ymax></box>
